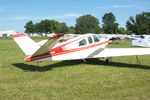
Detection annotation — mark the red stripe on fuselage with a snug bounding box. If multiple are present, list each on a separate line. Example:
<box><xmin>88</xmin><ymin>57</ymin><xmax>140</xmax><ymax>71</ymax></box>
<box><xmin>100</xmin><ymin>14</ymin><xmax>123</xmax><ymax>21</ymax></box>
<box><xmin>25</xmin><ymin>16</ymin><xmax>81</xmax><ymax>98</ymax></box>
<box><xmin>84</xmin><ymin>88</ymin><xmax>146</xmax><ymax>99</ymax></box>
<box><xmin>50</xmin><ymin>35</ymin><xmax>88</xmax><ymax>53</ymax></box>
<box><xmin>25</xmin><ymin>35</ymin><xmax>88</xmax><ymax>62</ymax></box>
<box><xmin>25</xmin><ymin>41</ymin><xmax>109</xmax><ymax>62</ymax></box>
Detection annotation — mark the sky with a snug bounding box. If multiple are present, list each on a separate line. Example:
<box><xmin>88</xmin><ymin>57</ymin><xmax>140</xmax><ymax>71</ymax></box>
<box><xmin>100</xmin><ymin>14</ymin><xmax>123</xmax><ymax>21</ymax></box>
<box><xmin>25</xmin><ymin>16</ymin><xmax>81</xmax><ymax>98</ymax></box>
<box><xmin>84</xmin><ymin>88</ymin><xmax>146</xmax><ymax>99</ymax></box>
<box><xmin>0</xmin><ymin>0</ymin><xmax>150</xmax><ymax>32</ymax></box>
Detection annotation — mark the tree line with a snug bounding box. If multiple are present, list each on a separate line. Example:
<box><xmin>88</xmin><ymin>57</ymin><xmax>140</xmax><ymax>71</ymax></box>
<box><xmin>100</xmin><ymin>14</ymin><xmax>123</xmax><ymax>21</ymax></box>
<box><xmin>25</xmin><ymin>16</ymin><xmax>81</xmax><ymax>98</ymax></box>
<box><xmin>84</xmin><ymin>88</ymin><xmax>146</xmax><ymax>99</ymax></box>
<box><xmin>24</xmin><ymin>20</ymin><xmax>69</xmax><ymax>34</ymax></box>
<box><xmin>24</xmin><ymin>12</ymin><xmax>150</xmax><ymax>35</ymax></box>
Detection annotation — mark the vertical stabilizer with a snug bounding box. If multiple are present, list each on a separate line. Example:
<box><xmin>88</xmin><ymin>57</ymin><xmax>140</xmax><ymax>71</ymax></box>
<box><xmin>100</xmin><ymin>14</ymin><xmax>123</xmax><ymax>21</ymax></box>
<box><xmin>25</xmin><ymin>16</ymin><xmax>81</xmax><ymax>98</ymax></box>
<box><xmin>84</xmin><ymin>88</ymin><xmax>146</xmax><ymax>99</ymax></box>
<box><xmin>11</xmin><ymin>34</ymin><xmax>40</xmax><ymax>56</ymax></box>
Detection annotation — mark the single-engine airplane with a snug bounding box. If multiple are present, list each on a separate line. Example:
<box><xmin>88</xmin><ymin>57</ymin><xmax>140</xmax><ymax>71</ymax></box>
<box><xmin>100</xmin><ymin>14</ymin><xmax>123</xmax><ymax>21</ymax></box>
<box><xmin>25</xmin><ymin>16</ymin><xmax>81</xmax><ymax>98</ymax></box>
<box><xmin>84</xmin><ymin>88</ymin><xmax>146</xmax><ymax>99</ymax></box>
<box><xmin>11</xmin><ymin>33</ymin><xmax>150</xmax><ymax>63</ymax></box>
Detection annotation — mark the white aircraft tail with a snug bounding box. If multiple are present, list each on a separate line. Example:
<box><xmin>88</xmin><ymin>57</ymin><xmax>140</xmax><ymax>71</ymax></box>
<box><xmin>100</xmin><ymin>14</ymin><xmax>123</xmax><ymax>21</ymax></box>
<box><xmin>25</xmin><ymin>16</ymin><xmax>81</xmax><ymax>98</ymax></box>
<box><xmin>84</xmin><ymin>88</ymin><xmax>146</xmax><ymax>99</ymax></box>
<box><xmin>11</xmin><ymin>34</ymin><xmax>40</xmax><ymax>56</ymax></box>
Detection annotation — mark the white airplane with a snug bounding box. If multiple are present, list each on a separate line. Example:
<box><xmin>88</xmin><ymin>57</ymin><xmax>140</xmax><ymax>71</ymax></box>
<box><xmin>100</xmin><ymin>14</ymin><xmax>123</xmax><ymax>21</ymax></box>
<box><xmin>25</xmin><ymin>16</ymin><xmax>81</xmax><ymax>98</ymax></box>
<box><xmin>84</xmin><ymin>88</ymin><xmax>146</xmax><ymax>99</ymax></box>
<box><xmin>11</xmin><ymin>33</ymin><xmax>150</xmax><ymax>63</ymax></box>
<box><xmin>131</xmin><ymin>35</ymin><xmax>150</xmax><ymax>47</ymax></box>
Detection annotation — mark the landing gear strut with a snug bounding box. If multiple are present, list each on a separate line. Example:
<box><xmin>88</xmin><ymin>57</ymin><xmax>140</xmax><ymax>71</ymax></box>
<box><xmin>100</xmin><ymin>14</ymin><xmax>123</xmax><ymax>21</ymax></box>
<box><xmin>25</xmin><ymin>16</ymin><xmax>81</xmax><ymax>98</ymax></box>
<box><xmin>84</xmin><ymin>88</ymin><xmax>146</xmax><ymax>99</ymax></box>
<box><xmin>105</xmin><ymin>57</ymin><xmax>112</xmax><ymax>63</ymax></box>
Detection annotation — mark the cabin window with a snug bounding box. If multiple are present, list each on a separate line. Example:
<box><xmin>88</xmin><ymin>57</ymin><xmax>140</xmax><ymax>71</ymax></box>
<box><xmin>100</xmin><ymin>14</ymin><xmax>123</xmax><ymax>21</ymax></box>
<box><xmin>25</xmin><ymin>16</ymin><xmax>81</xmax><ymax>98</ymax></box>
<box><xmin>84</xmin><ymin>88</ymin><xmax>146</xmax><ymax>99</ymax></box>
<box><xmin>140</xmin><ymin>35</ymin><xmax>145</xmax><ymax>39</ymax></box>
<box><xmin>93</xmin><ymin>35</ymin><xmax>100</xmax><ymax>42</ymax></box>
<box><xmin>98</xmin><ymin>35</ymin><xmax>102</xmax><ymax>39</ymax></box>
<box><xmin>88</xmin><ymin>37</ymin><xmax>93</xmax><ymax>44</ymax></box>
<box><xmin>79</xmin><ymin>39</ymin><xmax>87</xmax><ymax>46</ymax></box>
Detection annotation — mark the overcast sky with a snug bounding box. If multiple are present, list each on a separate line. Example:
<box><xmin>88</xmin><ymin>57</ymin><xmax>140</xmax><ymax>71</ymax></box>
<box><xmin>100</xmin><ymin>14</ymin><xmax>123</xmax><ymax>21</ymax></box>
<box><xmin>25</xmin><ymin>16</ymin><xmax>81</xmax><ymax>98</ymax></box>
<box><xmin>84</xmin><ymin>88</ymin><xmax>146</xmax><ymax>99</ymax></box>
<box><xmin>0</xmin><ymin>0</ymin><xmax>150</xmax><ymax>32</ymax></box>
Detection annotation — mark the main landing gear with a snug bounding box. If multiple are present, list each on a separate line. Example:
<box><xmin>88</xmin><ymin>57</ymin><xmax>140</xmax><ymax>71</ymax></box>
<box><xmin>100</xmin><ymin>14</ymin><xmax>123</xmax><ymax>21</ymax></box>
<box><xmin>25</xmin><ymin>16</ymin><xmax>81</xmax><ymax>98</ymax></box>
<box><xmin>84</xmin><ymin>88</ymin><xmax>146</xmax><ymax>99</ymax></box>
<box><xmin>105</xmin><ymin>57</ymin><xmax>112</xmax><ymax>64</ymax></box>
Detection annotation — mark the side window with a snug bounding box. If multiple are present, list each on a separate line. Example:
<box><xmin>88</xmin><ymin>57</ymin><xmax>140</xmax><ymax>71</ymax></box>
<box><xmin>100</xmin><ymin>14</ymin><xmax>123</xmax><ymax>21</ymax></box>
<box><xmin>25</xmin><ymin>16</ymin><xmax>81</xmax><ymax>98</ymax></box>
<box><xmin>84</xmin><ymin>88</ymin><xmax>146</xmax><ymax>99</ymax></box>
<box><xmin>93</xmin><ymin>35</ymin><xmax>100</xmax><ymax>42</ymax></box>
<box><xmin>88</xmin><ymin>37</ymin><xmax>93</xmax><ymax>44</ymax></box>
<box><xmin>98</xmin><ymin>35</ymin><xmax>102</xmax><ymax>39</ymax></box>
<box><xmin>79</xmin><ymin>39</ymin><xmax>87</xmax><ymax>46</ymax></box>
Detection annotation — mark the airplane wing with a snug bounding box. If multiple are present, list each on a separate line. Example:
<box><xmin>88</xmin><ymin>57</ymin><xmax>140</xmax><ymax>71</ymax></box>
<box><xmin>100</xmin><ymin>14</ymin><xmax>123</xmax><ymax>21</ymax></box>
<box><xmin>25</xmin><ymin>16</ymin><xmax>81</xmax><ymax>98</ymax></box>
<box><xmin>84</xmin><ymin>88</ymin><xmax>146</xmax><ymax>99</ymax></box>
<box><xmin>32</xmin><ymin>36</ymin><xmax>62</xmax><ymax>57</ymax></box>
<box><xmin>37</xmin><ymin>40</ymin><xmax>48</xmax><ymax>46</ymax></box>
<box><xmin>93</xmin><ymin>48</ymin><xmax>150</xmax><ymax>58</ymax></box>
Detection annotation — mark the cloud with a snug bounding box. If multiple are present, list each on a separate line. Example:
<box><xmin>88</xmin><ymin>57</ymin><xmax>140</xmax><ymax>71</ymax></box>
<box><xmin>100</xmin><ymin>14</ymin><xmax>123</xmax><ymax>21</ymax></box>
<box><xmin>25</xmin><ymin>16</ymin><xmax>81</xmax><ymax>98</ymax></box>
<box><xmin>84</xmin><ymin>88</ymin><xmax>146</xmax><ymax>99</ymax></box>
<box><xmin>63</xmin><ymin>14</ymin><xmax>82</xmax><ymax>17</ymax></box>
<box><xmin>0</xmin><ymin>16</ymin><xmax>29</xmax><ymax>20</ymax></box>
<box><xmin>0</xmin><ymin>8</ymin><xmax>7</xmax><ymax>12</ymax></box>
<box><xmin>51</xmin><ymin>14</ymin><xmax>82</xmax><ymax>19</ymax></box>
<box><xmin>0</xmin><ymin>7</ymin><xmax>12</xmax><ymax>12</ymax></box>
<box><xmin>97</xmin><ymin>5</ymin><xmax>136</xmax><ymax>9</ymax></box>
<box><xmin>0</xmin><ymin>13</ymin><xmax>82</xmax><ymax>21</ymax></box>
<box><xmin>97</xmin><ymin>3</ymin><xmax>150</xmax><ymax>10</ymax></box>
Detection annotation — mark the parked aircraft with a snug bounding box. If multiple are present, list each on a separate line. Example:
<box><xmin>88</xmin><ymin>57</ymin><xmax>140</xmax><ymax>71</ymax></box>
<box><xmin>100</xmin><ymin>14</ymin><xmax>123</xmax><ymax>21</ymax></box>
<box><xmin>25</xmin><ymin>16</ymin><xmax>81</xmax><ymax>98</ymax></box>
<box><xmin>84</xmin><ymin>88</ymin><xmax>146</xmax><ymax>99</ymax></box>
<box><xmin>131</xmin><ymin>35</ymin><xmax>150</xmax><ymax>47</ymax></box>
<box><xmin>11</xmin><ymin>33</ymin><xmax>150</xmax><ymax>63</ymax></box>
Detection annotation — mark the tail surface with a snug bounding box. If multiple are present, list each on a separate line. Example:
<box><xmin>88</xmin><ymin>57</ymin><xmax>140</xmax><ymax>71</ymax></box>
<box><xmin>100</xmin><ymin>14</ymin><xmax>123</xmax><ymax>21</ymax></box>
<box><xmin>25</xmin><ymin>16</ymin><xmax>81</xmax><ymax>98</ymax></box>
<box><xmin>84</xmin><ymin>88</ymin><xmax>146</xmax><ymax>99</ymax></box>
<box><xmin>11</xmin><ymin>34</ymin><xmax>40</xmax><ymax>56</ymax></box>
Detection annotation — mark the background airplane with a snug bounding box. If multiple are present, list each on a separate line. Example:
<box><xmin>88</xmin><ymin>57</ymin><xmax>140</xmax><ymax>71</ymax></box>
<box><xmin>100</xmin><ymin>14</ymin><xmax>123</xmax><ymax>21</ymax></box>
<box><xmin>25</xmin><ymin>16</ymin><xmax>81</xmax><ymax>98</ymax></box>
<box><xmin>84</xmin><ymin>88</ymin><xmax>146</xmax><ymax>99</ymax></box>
<box><xmin>131</xmin><ymin>35</ymin><xmax>150</xmax><ymax>47</ymax></box>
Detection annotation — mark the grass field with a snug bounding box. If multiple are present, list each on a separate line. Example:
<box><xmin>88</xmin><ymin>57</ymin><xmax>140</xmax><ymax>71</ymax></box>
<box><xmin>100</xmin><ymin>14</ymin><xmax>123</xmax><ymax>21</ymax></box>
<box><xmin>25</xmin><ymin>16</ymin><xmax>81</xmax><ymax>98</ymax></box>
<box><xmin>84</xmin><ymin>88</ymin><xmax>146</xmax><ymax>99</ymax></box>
<box><xmin>0</xmin><ymin>37</ymin><xmax>150</xmax><ymax>100</ymax></box>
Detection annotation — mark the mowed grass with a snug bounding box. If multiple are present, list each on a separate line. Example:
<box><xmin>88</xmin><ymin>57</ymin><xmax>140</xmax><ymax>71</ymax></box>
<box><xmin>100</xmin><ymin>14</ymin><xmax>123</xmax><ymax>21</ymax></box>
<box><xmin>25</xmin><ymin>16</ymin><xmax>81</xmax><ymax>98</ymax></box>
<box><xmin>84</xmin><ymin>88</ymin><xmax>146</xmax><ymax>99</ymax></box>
<box><xmin>0</xmin><ymin>37</ymin><xmax>150</xmax><ymax>100</ymax></box>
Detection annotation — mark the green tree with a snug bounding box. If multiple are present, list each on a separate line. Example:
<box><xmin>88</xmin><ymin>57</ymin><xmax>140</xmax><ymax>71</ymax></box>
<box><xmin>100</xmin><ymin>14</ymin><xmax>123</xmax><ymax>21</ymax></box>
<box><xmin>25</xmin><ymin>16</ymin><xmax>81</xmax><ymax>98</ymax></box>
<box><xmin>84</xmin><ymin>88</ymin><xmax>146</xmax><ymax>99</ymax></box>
<box><xmin>102</xmin><ymin>12</ymin><xmax>118</xmax><ymax>34</ymax></box>
<box><xmin>34</xmin><ymin>22</ymin><xmax>41</xmax><ymax>33</ymax></box>
<box><xmin>56</xmin><ymin>22</ymin><xmax>69</xmax><ymax>33</ymax></box>
<box><xmin>117</xmin><ymin>27</ymin><xmax>131</xmax><ymax>34</ymax></box>
<box><xmin>75</xmin><ymin>14</ymin><xmax>101</xmax><ymax>34</ymax></box>
<box><xmin>33</xmin><ymin>19</ymin><xmax>69</xmax><ymax>34</ymax></box>
<box><xmin>68</xmin><ymin>26</ymin><xmax>76</xmax><ymax>34</ymax></box>
<box><xmin>126</xmin><ymin>12</ymin><xmax>150</xmax><ymax>35</ymax></box>
<box><xmin>38</xmin><ymin>19</ymin><xmax>54</xmax><ymax>33</ymax></box>
<box><xmin>24</xmin><ymin>21</ymin><xmax>35</xmax><ymax>33</ymax></box>
<box><xmin>49</xmin><ymin>20</ymin><xmax>60</xmax><ymax>33</ymax></box>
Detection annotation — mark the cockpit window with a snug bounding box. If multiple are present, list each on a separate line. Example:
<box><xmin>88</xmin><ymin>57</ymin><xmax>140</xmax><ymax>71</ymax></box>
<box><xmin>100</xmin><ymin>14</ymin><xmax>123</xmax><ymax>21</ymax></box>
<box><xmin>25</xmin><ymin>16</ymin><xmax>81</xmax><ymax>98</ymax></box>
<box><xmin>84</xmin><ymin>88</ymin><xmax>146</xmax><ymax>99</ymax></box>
<box><xmin>88</xmin><ymin>36</ymin><xmax>93</xmax><ymax>44</ymax></box>
<box><xmin>93</xmin><ymin>35</ymin><xmax>100</xmax><ymax>42</ymax></box>
<box><xmin>141</xmin><ymin>35</ymin><xmax>145</xmax><ymax>39</ymax></box>
<box><xmin>79</xmin><ymin>39</ymin><xmax>87</xmax><ymax>46</ymax></box>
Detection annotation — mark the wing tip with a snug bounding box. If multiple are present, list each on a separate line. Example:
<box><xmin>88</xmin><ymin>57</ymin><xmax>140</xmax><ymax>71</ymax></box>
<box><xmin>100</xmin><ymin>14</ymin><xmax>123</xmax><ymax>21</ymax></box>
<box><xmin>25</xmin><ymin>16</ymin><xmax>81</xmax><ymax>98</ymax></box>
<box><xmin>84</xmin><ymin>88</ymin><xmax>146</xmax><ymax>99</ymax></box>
<box><xmin>11</xmin><ymin>34</ymin><xmax>27</xmax><ymax>38</ymax></box>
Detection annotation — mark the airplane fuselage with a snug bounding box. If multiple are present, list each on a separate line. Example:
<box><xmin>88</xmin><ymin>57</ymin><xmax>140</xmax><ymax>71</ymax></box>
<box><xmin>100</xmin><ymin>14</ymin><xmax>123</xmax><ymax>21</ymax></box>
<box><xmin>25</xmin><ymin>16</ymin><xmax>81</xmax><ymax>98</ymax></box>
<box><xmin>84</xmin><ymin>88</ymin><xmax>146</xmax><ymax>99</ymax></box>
<box><xmin>25</xmin><ymin>34</ymin><xmax>109</xmax><ymax>62</ymax></box>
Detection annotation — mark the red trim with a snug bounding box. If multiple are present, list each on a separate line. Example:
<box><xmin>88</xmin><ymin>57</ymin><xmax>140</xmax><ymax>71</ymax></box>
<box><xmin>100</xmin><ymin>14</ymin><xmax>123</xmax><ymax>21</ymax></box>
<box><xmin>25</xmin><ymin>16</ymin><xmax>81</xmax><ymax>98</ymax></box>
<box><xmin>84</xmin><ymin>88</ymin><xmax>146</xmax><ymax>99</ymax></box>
<box><xmin>25</xmin><ymin>41</ymin><xmax>109</xmax><ymax>62</ymax></box>
<box><xmin>11</xmin><ymin>34</ymin><xmax>27</xmax><ymax>38</ymax></box>
<box><xmin>26</xmin><ymin>35</ymin><xmax>89</xmax><ymax>62</ymax></box>
<box><xmin>50</xmin><ymin>36</ymin><xmax>87</xmax><ymax>53</ymax></box>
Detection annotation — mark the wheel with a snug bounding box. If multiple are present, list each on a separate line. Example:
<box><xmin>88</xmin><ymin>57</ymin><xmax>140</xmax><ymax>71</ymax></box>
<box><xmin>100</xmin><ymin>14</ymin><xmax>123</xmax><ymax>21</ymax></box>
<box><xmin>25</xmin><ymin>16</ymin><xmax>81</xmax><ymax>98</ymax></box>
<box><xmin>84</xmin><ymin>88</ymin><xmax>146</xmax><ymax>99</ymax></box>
<box><xmin>105</xmin><ymin>57</ymin><xmax>112</xmax><ymax>63</ymax></box>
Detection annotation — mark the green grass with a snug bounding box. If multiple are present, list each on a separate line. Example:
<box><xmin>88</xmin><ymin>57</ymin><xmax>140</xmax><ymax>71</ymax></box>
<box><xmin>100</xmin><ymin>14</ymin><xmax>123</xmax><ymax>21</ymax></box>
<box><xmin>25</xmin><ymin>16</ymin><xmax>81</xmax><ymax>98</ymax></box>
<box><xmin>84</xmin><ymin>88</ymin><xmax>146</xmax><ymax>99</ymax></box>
<box><xmin>0</xmin><ymin>38</ymin><xmax>150</xmax><ymax>100</ymax></box>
